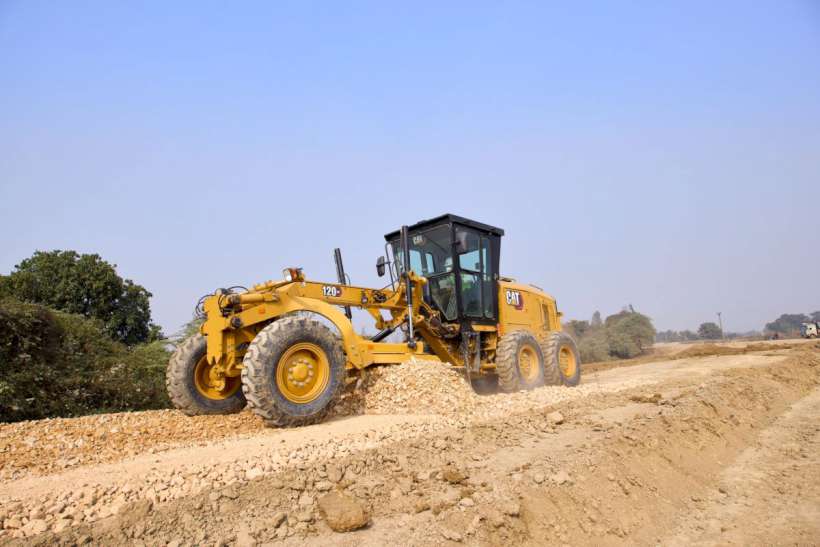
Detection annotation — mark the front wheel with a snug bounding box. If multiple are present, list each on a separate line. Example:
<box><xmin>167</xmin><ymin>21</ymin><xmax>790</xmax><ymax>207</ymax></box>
<box><xmin>242</xmin><ymin>316</ymin><xmax>345</xmax><ymax>427</ymax></box>
<box><xmin>166</xmin><ymin>334</ymin><xmax>247</xmax><ymax>415</ymax></box>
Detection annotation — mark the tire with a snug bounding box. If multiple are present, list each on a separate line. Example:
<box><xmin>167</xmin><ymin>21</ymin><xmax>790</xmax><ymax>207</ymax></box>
<box><xmin>495</xmin><ymin>330</ymin><xmax>546</xmax><ymax>392</ymax></box>
<box><xmin>242</xmin><ymin>316</ymin><xmax>345</xmax><ymax>427</ymax></box>
<box><xmin>166</xmin><ymin>334</ymin><xmax>246</xmax><ymax>415</ymax></box>
<box><xmin>538</xmin><ymin>335</ymin><xmax>565</xmax><ymax>386</ymax></box>
<box><xmin>542</xmin><ymin>331</ymin><xmax>581</xmax><ymax>387</ymax></box>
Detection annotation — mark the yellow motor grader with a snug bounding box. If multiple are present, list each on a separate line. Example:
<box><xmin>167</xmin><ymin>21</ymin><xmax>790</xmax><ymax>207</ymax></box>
<box><xmin>167</xmin><ymin>214</ymin><xmax>580</xmax><ymax>427</ymax></box>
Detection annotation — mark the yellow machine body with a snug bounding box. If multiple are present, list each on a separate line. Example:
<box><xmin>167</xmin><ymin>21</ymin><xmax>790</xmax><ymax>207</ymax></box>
<box><xmin>198</xmin><ymin>271</ymin><xmax>563</xmax><ymax>389</ymax></box>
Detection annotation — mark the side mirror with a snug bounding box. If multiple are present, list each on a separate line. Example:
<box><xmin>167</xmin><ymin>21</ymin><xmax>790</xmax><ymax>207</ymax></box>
<box><xmin>376</xmin><ymin>256</ymin><xmax>386</xmax><ymax>277</ymax></box>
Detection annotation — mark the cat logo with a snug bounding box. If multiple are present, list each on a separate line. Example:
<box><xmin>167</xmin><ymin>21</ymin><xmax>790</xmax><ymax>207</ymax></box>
<box><xmin>505</xmin><ymin>289</ymin><xmax>524</xmax><ymax>310</ymax></box>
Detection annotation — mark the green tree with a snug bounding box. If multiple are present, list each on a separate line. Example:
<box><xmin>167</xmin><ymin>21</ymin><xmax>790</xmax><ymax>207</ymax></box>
<box><xmin>698</xmin><ymin>322</ymin><xmax>722</xmax><ymax>340</ymax></box>
<box><xmin>0</xmin><ymin>250</ymin><xmax>160</xmax><ymax>345</ymax></box>
<box><xmin>764</xmin><ymin>313</ymin><xmax>810</xmax><ymax>335</ymax></box>
<box><xmin>605</xmin><ymin>311</ymin><xmax>656</xmax><ymax>358</ymax></box>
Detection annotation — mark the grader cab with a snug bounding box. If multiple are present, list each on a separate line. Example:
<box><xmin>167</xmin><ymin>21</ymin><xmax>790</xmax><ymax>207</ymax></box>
<box><xmin>167</xmin><ymin>214</ymin><xmax>580</xmax><ymax>427</ymax></box>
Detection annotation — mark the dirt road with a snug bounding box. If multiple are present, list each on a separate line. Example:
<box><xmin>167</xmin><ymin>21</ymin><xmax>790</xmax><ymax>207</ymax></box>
<box><xmin>1</xmin><ymin>343</ymin><xmax>819</xmax><ymax>546</ymax></box>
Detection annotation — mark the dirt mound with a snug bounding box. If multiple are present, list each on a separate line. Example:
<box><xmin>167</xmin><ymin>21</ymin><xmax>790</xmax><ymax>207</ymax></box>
<box><xmin>676</xmin><ymin>341</ymin><xmax>798</xmax><ymax>359</ymax></box>
<box><xmin>337</xmin><ymin>358</ymin><xmax>477</xmax><ymax>416</ymax></box>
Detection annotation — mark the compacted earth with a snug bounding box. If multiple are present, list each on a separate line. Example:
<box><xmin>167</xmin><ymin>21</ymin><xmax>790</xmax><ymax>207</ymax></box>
<box><xmin>1</xmin><ymin>340</ymin><xmax>819</xmax><ymax>546</ymax></box>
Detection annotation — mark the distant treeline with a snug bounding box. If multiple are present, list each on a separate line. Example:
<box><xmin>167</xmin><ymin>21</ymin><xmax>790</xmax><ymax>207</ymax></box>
<box><xmin>655</xmin><ymin>310</ymin><xmax>820</xmax><ymax>343</ymax></box>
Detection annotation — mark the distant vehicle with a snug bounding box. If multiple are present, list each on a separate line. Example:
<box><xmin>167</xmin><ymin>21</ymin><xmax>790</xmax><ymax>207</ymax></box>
<box><xmin>801</xmin><ymin>322</ymin><xmax>819</xmax><ymax>339</ymax></box>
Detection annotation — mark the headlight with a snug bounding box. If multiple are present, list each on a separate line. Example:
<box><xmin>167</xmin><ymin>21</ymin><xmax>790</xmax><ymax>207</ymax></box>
<box><xmin>283</xmin><ymin>268</ymin><xmax>293</xmax><ymax>282</ymax></box>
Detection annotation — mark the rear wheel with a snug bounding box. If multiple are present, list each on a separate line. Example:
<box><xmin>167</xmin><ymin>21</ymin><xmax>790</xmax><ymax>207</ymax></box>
<box><xmin>242</xmin><ymin>316</ymin><xmax>345</xmax><ymax>427</ymax></box>
<box><xmin>542</xmin><ymin>331</ymin><xmax>581</xmax><ymax>386</ymax></box>
<box><xmin>166</xmin><ymin>334</ymin><xmax>246</xmax><ymax>415</ymax></box>
<box><xmin>495</xmin><ymin>330</ymin><xmax>546</xmax><ymax>392</ymax></box>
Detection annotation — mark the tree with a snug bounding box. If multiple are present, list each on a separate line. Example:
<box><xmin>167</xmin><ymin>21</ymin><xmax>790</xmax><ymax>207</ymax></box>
<box><xmin>0</xmin><ymin>250</ymin><xmax>160</xmax><ymax>345</ymax></box>
<box><xmin>811</xmin><ymin>311</ymin><xmax>820</xmax><ymax>323</ymax></box>
<box><xmin>590</xmin><ymin>311</ymin><xmax>602</xmax><ymax>328</ymax></box>
<box><xmin>764</xmin><ymin>313</ymin><xmax>810</xmax><ymax>335</ymax></box>
<box><xmin>698</xmin><ymin>322</ymin><xmax>722</xmax><ymax>340</ymax></box>
<box><xmin>656</xmin><ymin>330</ymin><xmax>681</xmax><ymax>343</ymax></box>
<box><xmin>565</xmin><ymin>320</ymin><xmax>590</xmax><ymax>339</ymax></box>
<box><xmin>604</xmin><ymin>311</ymin><xmax>656</xmax><ymax>359</ymax></box>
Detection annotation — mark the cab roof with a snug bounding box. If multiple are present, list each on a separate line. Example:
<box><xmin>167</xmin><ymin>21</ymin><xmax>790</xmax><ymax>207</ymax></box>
<box><xmin>383</xmin><ymin>214</ymin><xmax>505</xmax><ymax>241</ymax></box>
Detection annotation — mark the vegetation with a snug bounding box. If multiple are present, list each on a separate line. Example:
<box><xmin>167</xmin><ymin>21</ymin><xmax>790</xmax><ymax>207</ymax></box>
<box><xmin>0</xmin><ymin>250</ymin><xmax>161</xmax><ymax>345</ymax></box>
<box><xmin>565</xmin><ymin>308</ymin><xmax>656</xmax><ymax>363</ymax></box>
<box><xmin>0</xmin><ymin>250</ymin><xmax>175</xmax><ymax>423</ymax></box>
<box><xmin>765</xmin><ymin>312</ymin><xmax>818</xmax><ymax>336</ymax></box>
<box><xmin>697</xmin><ymin>322</ymin><xmax>723</xmax><ymax>340</ymax></box>
<box><xmin>0</xmin><ymin>298</ymin><xmax>170</xmax><ymax>422</ymax></box>
<box><xmin>656</xmin><ymin>329</ymin><xmax>699</xmax><ymax>343</ymax></box>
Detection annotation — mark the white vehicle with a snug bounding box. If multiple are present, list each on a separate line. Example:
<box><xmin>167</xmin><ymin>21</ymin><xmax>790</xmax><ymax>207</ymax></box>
<box><xmin>801</xmin><ymin>322</ymin><xmax>819</xmax><ymax>338</ymax></box>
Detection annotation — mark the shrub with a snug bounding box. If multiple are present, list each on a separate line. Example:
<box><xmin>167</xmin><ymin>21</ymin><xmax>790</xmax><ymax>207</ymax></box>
<box><xmin>0</xmin><ymin>298</ymin><xmax>170</xmax><ymax>422</ymax></box>
<box><xmin>566</xmin><ymin>309</ymin><xmax>656</xmax><ymax>363</ymax></box>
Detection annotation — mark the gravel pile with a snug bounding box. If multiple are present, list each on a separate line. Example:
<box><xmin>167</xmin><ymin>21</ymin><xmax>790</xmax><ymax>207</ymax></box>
<box><xmin>353</xmin><ymin>358</ymin><xmax>478</xmax><ymax>416</ymax></box>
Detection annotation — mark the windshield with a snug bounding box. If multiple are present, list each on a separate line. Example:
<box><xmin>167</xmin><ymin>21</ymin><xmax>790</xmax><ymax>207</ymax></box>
<box><xmin>390</xmin><ymin>224</ymin><xmax>459</xmax><ymax>320</ymax></box>
<box><xmin>390</xmin><ymin>224</ymin><xmax>452</xmax><ymax>277</ymax></box>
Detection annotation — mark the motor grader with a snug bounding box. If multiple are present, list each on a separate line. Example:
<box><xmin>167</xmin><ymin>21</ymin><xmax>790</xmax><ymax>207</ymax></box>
<box><xmin>167</xmin><ymin>214</ymin><xmax>580</xmax><ymax>427</ymax></box>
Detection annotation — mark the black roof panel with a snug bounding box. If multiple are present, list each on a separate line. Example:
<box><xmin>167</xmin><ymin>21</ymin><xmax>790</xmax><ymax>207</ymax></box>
<box><xmin>384</xmin><ymin>213</ymin><xmax>505</xmax><ymax>241</ymax></box>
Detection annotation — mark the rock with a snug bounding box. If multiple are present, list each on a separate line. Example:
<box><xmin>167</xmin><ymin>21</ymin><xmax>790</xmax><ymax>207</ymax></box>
<box><xmin>413</xmin><ymin>500</ymin><xmax>430</xmax><ymax>513</ymax></box>
<box><xmin>547</xmin><ymin>411</ymin><xmax>564</xmax><ymax>425</ymax></box>
<box><xmin>209</xmin><ymin>492</ymin><xmax>222</xmax><ymax>502</ymax></box>
<box><xmin>296</xmin><ymin>510</ymin><xmax>313</xmax><ymax>523</ymax></box>
<box><xmin>245</xmin><ymin>468</ymin><xmax>264</xmax><ymax>481</ymax></box>
<box><xmin>551</xmin><ymin>470</ymin><xmax>571</xmax><ymax>485</ymax></box>
<box><xmin>442</xmin><ymin>466</ymin><xmax>467</xmax><ymax>484</ymax></box>
<box><xmin>223</xmin><ymin>485</ymin><xmax>240</xmax><ymax>499</ymax></box>
<box><xmin>326</xmin><ymin>465</ymin><xmax>343</xmax><ymax>483</ymax></box>
<box><xmin>317</xmin><ymin>492</ymin><xmax>369</xmax><ymax>532</ymax></box>
<box><xmin>315</xmin><ymin>481</ymin><xmax>333</xmax><ymax>492</ymax></box>
<box><xmin>4</xmin><ymin>517</ymin><xmax>22</xmax><ymax>530</ymax></box>
<box><xmin>298</xmin><ymin>493</ymin><xmax>314</xmax><ymax>507</ymax></box>
<box><xmin>440</xmin><ymin>527</ymin><xmax>463</xmax><ymax>542</ymax></box>
<box><xmin>630</xmin><ymin>393</ymin><xmax>661</xmax><ymax>404</ymax></box>
<box><xmin>271</xmin><ymin>511</ymin><xmax>287</xmax><ymax>528</ymax></box>
<box><xmin>533</xmin><ymin>472</ymin><xmax>546</xmax><ymax>484</ymax></box>
<box><xmin>22</xmin><ymin>519</ymin><xmax>48</xmax><ymax>536</ymax></box>
<box><xmin>52</xmin><ymin>519</ymin><xmax>71</xmax><ymax>534</ymax></box>
<box><xmin>500</xmin><ymin>500</ymin><xmax>520</xmax><ymax>517</ymax></box>
<box><xmin>459</xmin><ymin>497</ymin><xmax>475</xmax><ymax>507</ymax></box>
<box><xmin>118</xmin><ymin>499</ymin><xmax>153</xmax><ymax>528</ymax></box>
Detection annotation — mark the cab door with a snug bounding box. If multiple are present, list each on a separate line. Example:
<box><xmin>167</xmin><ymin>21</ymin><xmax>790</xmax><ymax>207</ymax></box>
<box><xmin>454</xmin><ymin>225</ymin><xmax>499</xmax><ymax>323</ymax></box>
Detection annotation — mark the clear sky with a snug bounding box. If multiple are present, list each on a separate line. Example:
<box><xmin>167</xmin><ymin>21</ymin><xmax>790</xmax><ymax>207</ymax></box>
<box><xmin>1</xmin><ymin>1</ymin><xmax>819</xmax><ymax>335</ymax></box>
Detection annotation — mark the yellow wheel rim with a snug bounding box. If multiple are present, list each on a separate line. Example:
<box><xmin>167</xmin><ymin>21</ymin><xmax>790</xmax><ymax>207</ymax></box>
<box><xmin>276</xmin><ymin>342</ymin><xmax>330</xmax><ymax>404</ymax></box>
<box><xmin>559</xmin><ymin>346</ymin><xmax>577</xmax><ymax>378</ymax></box>
<box><xmin>194</xmin><ymin>356</ymin><xmax>242</xmax><ymax>400</ymax></box>
<box><xmin>518</xmin><ymin>344</ymin><xmax>540</xmax><ymax>383</ymax></box>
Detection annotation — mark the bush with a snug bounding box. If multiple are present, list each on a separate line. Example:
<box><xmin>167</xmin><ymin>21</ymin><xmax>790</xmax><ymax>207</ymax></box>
<box><xmin>578</xmin><ymin>329</ymin><xmax>610</xmax><ymax>362</ymax></box>
<box><xmin>567</xmin><ymin>309</ymin><xmax>656</xmax><ymax>363</ymax></box>
<box><xmin>0</xmin><ymin>298</ymin><xmax>170</xmax><ymax>422</ymax></box>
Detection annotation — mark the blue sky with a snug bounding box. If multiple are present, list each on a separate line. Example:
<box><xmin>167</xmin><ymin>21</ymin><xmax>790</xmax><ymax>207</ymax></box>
<box><xmin>1</xmin><ymin>1</ymin><xmax>818</xmax><ymax>335</ymax></box>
